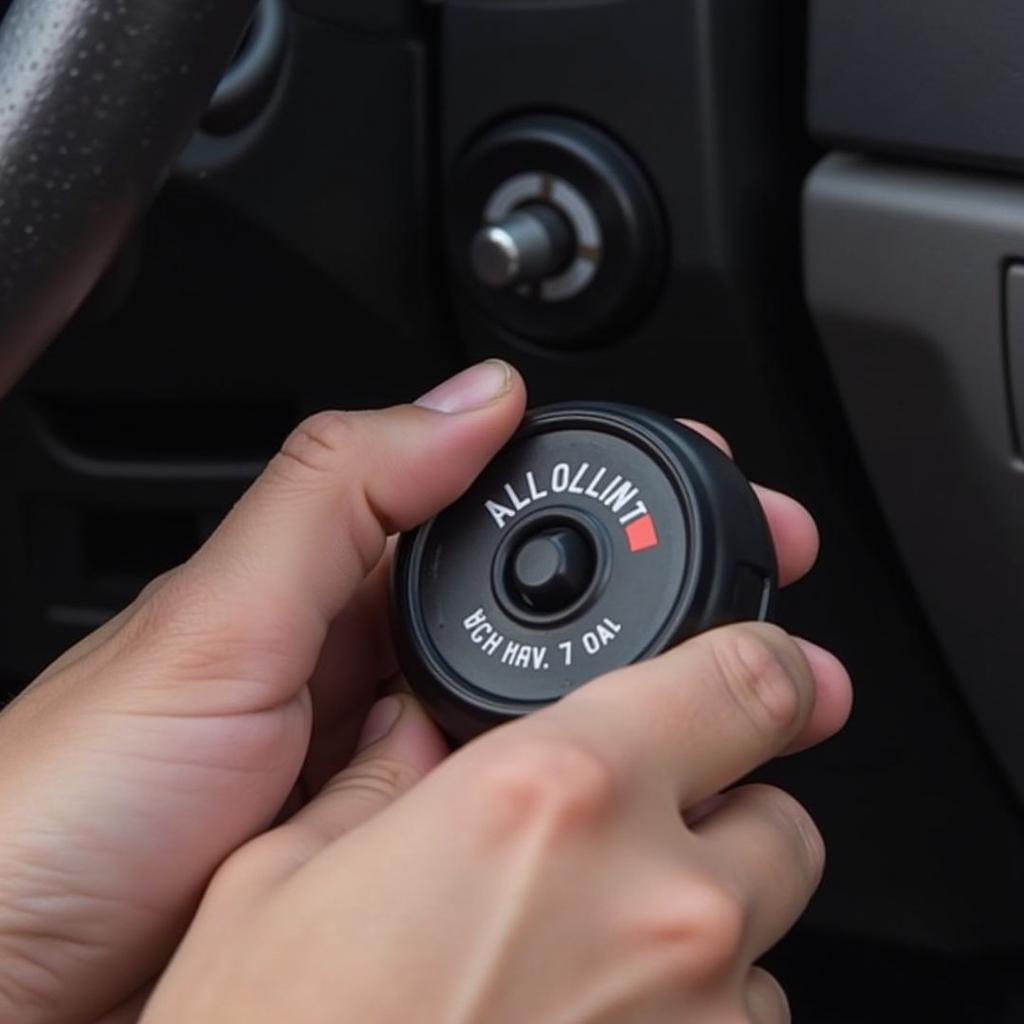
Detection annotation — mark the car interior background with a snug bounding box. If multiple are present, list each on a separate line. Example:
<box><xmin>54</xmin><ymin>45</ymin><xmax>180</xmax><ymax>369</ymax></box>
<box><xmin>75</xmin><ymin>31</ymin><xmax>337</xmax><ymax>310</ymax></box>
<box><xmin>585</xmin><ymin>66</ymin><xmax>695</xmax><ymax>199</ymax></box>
<box><xmin>3</xmin><ymin>2</ymin><xmax>1024</xmax><ymax>1020</ymax></box>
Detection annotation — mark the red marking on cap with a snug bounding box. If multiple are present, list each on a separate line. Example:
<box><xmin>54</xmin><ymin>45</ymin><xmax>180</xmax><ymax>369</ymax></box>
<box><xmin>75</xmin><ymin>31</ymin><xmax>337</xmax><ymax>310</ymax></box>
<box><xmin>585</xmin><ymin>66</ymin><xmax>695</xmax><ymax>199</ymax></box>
<box><xmin>626</xmin><ymin>515</ymin><xmax>658</xmax><ymax>553</ymax></box>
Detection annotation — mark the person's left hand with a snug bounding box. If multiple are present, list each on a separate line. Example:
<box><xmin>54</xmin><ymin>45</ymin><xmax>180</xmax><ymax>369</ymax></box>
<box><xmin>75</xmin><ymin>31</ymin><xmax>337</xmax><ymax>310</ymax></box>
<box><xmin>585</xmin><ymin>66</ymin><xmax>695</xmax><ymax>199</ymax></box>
<box><xmin>0</xmin><ymin>361</ymin><xmax>833</xmax><ymax>1024</ymax></box>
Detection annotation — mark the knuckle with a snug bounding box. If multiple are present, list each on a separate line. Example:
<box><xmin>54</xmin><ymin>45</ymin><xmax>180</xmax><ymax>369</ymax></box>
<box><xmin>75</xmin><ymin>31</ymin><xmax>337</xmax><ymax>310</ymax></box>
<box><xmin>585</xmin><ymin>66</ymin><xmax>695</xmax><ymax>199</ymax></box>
<box><xmin>273</xmin><ymin>410</ymin><xmax>360</xmax><ymax>482</ymax></box>
<box><xmin>269</xmin><ymin>411</ymin><xmax>386</xmax><ymax>570</ymax></box>
<box><xmin>470</xmin><ymin>733</ymin><xmax>618</xmax><ymax>844</ymax></box>
<box><xmin>133</xmin><ymin>567</ymin><xmax>180</xmax><ymax>604</ymax></box>
<box><xmin>120</xmin><ymin>569</ymin><xmax>198</xmax><ymax>648</ymax></box>
<box><xmin>118</xmin><ymin>572</ymin><xmax>300</xmax><ymax>689</ymax></box>
<box><xmin>703</xmin><ymin>626</ymin><xmax>804</xmax><ymax>739</ymax></box>
<box><xmin>675</xmin><ymin>878</ymin><xmax>747</xmax><ymax>979</ymax></box>
<box><xmin>321</xmin><ymin>757</ymin><xmax>421</xmax><ymax>805</ymax></box>
<box><xmin>636</xmin><ymin>872</ymin><xmax>746</xmax><ymax>983</ymax></box>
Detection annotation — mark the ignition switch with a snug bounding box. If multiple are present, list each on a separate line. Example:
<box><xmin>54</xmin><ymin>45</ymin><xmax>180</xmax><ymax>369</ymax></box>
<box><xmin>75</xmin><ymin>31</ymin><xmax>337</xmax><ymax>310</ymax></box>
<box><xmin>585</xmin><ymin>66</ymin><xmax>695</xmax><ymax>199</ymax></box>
<box><xmin>448</xmin><ymin>116</ymin><xmax>667</xmax><ymax>347</ymax></box>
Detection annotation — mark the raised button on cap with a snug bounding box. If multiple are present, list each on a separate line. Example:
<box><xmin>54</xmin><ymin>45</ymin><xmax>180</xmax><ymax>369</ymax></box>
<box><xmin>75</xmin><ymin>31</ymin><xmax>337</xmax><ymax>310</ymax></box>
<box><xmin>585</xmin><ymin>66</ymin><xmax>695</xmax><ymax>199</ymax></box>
<box><xmin>509</xmin><ymin>525</ymin><xmax>594</xmax><ymax>613</ymax></box>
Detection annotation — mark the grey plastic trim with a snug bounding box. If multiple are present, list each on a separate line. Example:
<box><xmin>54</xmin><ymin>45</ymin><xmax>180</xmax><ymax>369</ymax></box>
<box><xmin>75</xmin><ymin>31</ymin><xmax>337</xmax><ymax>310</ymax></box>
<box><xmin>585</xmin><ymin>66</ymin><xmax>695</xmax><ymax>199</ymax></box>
<box><xmin>805</xmin><ymin>154</ymin><xmax>1024</xmax><ymax>798</ymax></box>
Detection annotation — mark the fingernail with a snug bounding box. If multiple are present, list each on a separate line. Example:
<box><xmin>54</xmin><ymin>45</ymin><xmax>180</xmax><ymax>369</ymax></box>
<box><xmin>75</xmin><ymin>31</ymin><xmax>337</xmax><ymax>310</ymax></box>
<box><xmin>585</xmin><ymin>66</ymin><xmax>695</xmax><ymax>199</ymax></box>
<box><xmin>355</xmin><ymin>697</ymin><xmax>403</xmax><ymax>753</ymax></box>
<box><xmin>415</xmin><ymin>360</ymin><xmax>512</xmax><ymax>414</ymax></box>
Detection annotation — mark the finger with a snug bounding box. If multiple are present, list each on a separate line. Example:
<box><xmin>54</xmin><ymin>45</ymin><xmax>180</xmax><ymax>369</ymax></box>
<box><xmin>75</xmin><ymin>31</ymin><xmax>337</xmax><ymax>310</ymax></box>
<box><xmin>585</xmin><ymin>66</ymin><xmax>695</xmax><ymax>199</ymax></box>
<box><xmin>300</xmin><ymin>546</ymin><xmax>398</xmax><ymax>792</ymax></box>
<box><xmin>753</xmin><ymin>487</ymin><xmax>819</xmax><ymax>587</ymax></box>
<box><xmin>680</xmin><ymin>419</ymin><xmax>818</xmax><ymax>586</ymax></box>
<box><xmin>680</xmin><ymin>419</ymin><xmax>732</xmax><ymax>457</ymax></box>
<box><xmin>131</xmin><ymin>361</ymin><xmax>526</xmax><ymax>708</ymax></box>
<box><xmin>745</xmin><ymin>967</ymin><xmax>791</xmax><ymax>1024</ymax></box>
<box><xmin>251</xmin><ymin>695</ymin><xmax>448</xmax><ymax>886</ymax></box>
<box><xmin>783</xmin><ymin>639</ymin><xmax>853</xmax><ymax>754</ymax></box>
<box><xmin>302</xmin><ymin>593</ymin><xmax>852</xmax><ymax>797</ymax></box>
<box><xmin>546</xmin><ymin>623</ymin><xmax>819</xmax><ymax>807</ymax></box>
<box><xmin>693</xmin><ymin>784</ymin><xmax>824</xmax><ymax>959</ymax></box>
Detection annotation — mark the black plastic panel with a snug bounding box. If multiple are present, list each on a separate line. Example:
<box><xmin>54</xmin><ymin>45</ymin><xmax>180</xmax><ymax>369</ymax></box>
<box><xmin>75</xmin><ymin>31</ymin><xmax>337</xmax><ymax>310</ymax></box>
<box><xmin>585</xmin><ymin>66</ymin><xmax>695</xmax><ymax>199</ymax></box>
<box><xmin>442</xmin><ymin>0</ymin><xmax>810</xmax><ymax>405</ymax></box>
<box><xmin>0</xmin><ymin>181</ymin><xmax>460</xmax><ymax>683</ymax></box>
<box><xmin>439</xmin><ymin>2</ymin><xmax>1024</xmax><ymax>955</ymax></box>
<box><xmin>810</xmin><ymin>0</ymin><xmax>1024</xmax><ymax>173</ymax></box>
<box><xmin>178</xmin><ymin>15</ymin><xmax>440</xmax><ymax>345</ymax></box>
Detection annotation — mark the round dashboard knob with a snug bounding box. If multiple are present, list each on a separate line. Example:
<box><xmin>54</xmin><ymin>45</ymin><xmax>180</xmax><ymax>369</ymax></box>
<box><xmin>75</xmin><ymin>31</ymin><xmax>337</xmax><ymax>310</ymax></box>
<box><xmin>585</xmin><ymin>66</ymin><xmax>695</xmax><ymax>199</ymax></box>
<box><xmin>470</xmin><ymin>204</ymin><xmax>574</xmax><ymax>290</ymax></box>
<box><xmin>392</xmin><ymin>403</ymin><xmax>778</xmax><ymax>742</ymax></box>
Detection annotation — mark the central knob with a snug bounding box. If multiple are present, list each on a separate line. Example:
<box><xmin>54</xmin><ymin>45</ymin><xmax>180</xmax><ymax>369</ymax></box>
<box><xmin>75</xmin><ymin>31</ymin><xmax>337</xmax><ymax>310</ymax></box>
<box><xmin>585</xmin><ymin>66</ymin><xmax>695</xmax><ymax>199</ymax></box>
<box><xmin>470</xmin><ymin>204</ymin><xmax>575</xmax><ymax>289</ymax></box>
<box><xmin>509</xmin><ymin>526</ymin><xmax>594</xmax><ymax>614</ymax></box>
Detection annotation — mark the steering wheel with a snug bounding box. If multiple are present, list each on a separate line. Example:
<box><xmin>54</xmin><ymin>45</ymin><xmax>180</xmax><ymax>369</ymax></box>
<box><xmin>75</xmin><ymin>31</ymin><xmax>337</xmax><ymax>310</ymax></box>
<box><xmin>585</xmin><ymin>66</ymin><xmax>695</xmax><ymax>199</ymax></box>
<box><xmin>0</xmin><ymin>0</ymin><xmax>256</xmax><ymax>395</ymax></box>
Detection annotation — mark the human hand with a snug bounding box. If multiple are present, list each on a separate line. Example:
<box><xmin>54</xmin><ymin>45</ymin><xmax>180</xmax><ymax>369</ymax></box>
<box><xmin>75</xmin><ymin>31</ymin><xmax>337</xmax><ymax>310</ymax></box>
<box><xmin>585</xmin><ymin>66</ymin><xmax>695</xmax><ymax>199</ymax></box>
<box><xmin>0</xmin><ymin>358</ymin><xmax>846</xmax><ymax>1024</ymax></box>
<box><xmin>0</xmin><ymin>361</ymin><xmax>528</xmax><ymax>1023</ymax></box>
<box><xmin>140</xmin><ymin>414</ymin><xmax>849</xmax><ymax>1024</ymax></box>
<box><xmin>142</xmin><ymin>628</ymin><xmax>849</xmax><ymax>1023</ymax></box>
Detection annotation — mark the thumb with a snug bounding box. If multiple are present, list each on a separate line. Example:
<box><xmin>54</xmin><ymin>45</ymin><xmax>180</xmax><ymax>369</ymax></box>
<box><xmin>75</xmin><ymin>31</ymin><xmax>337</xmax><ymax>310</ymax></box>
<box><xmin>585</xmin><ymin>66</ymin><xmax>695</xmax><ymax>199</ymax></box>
<box><xmin>131</xmin><ymin>360</ymin><xmax>525</xmax><ymax>705</ymax></box>
<box><xmin>283</xmin><ymin>694</ymin><xmax>448</xmax><ymax>848</ymax></box>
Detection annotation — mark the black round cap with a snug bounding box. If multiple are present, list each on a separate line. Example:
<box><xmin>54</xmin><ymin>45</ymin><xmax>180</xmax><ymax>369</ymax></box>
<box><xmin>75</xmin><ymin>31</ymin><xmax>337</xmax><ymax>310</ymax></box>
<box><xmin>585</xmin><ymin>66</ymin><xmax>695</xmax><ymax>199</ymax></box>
<box><xmin>391</xmin><ymin>402</ymin><xmax>778</xmax><ymax>743</ymax></box>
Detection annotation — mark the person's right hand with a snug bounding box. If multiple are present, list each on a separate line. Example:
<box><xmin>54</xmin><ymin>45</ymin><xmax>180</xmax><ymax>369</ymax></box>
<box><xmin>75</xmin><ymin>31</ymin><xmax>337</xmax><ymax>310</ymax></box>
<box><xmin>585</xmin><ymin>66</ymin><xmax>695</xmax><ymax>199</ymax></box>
<box><xmin>143</xmin><ymin>618</ymin><xmax>849</xmax><ymax>1023</ymax></box>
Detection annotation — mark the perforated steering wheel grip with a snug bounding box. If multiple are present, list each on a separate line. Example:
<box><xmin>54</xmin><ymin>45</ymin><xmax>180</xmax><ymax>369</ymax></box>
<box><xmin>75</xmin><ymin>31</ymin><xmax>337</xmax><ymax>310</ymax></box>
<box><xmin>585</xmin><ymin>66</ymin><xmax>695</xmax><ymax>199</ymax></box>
<box><xmin>0</xmin><ymin>0</ymin><xmax>257</xmax><ymax>394</ymax></box>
